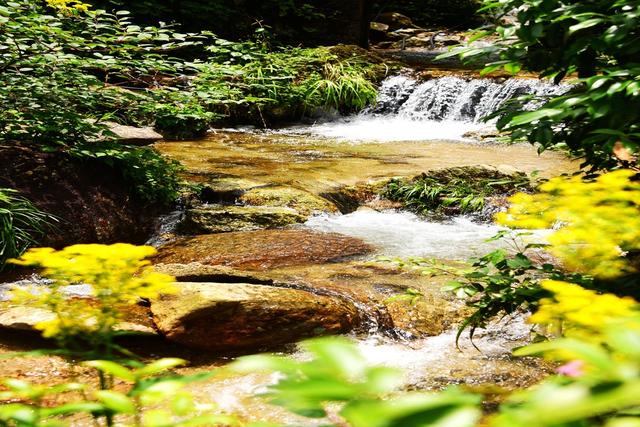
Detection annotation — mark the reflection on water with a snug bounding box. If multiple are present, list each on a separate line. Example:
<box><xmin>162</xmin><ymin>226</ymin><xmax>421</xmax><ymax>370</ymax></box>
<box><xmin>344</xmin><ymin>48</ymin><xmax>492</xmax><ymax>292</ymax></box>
<box><xmin>155</xmin><ymin>130</ymin><xmax>575</xmax><ymax>193</ymax></box>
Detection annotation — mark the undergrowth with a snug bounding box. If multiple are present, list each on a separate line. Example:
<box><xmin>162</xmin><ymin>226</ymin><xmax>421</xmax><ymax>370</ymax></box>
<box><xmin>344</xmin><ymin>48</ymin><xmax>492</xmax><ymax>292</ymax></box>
<box><xmin>382</xmin><ymin>173</ymin><xmax>531</xmax><ymax>216</ymax></box>
<box><xmin>0</xmin><ymin>189</ymin><xmax>56</xmax><ymax>270</ymax></box>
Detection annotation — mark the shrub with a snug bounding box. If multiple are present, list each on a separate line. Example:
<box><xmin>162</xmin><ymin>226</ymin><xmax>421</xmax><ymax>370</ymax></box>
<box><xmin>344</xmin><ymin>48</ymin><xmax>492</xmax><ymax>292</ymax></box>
<box><xmin>0</xmin><ymin>189</ymin><xmax>56</xmax><ymax>271</ymax></box>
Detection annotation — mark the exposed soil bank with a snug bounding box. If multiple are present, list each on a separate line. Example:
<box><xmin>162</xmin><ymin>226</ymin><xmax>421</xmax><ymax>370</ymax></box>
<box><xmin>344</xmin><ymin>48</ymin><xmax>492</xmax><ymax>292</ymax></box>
<box><xmin>0</xmin><ymin>145</ymin><xmax>161</xmax><ymax>249</ymax></box>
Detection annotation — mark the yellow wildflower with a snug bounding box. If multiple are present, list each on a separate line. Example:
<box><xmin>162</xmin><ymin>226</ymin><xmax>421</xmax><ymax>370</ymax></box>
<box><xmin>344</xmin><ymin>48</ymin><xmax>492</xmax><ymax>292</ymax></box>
<box><xmin>8</xmin><ymin>244</ymin><xmax>175</xmax><ymax>344</ymax></box>
<box><xmin>529</xmin><ymin>280</ymin><xmax>637</xmax><ymax>338</ymax></box>
<box><xmin>497</xmin><ymin>170</ymin><xmax>640</xmax><ymax>278</ymax></box>
<box><xmin>45</xmin><ymin>0</ymin><xmax>90</xmax><ymax>14</ymax></box>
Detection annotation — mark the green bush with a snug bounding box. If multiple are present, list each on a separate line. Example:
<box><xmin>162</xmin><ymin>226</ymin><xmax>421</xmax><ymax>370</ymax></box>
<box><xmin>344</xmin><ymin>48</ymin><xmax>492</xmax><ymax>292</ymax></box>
<box><xmin>382</xmin><ymin>174</ymin><xmax>530</xmax><ymax>216</ymax></box>
<box><xmin>0</xmin><ymin>1</ymin><xmax>199</xmax><ymax>205</ymax></box>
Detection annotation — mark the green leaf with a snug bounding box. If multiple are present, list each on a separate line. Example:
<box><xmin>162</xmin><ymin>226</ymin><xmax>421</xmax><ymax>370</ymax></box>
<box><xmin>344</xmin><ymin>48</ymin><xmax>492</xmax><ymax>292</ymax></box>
<box><xmin>83</xmin><ymin>360</ymin><xmax>135</xmax><ymax>381</ymax></box>
<box><xmin>569</xmin><ymin>18</ymin><xmax>604</xmax><ymax>34</ymax></box>
<box><xmin>94</xmin><ymin>391</ymin><xmax>136</xmax><ymax>414</ymax></box>
<box><xmin>134</xmin><ymin>358</ymin><xmax>186</xmax><ymax>378</ymax></box>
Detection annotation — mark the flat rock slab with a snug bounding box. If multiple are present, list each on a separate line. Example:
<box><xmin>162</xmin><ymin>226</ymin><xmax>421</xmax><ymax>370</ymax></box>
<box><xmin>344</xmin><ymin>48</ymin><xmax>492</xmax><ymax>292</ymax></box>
<box><xmin>107</xmin><ymin>122</ymin><xmax>163</xmax><ymax>145</ymax></box>
<box><xmin>154</xmin><ymin>229</ymin><xmax>373</xmax><ymax>270</ymax></box>
<box><xmin>0</xmin><ymin>305</ymin><xmax>157</xmax><ymax>335</ymax></box>
<box><xmin>150</xmin><ymin>282</ymin><xmax>359</xmax><ymax>351</ymax></box>
<box><xmin>180</xmin><ymin>205</ymin><xmax>306</xmax><ymax>234</ymax></box>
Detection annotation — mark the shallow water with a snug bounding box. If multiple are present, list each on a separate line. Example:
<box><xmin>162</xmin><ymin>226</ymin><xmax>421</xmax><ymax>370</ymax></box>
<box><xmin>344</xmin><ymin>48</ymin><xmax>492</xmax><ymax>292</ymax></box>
<box><xmin>155</xmin><ymin>130</ymin><xmax>575</xmax><ymax>194</ymax></box>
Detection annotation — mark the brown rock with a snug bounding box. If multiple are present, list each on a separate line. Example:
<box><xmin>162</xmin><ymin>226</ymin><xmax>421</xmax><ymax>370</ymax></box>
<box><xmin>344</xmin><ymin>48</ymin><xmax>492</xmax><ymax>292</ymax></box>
<box><xmin>106</xmin><ymin>122</ymin><xmax>163</xmax><ymax>146</ymax></box>
<box><xmin>179</xmin><ymin>205</ymin><xmax>306</xmax><ymax>234</ymax></box>
<box><xmin>154</xmin><ymin>229</ymin><xmax>373</xmax><ymax>270</ymax></box>
<box><xmin>150</xmin><ymin>282</ymin><xmax>360</xmax><ymax>351</ymax></box>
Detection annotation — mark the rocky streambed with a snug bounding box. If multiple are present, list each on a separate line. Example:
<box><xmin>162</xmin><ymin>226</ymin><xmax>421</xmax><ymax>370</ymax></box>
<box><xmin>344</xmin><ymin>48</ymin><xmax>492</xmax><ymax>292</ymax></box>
<box><xmin>0</xmin><ymin>75</ymin><xmax>574</xmax><ymax>424</ymax></box>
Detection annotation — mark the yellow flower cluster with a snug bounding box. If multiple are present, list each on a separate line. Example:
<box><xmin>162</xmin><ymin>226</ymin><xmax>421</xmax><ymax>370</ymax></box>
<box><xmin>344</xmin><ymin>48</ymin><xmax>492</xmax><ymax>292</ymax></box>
<box><xmin>9</xmin><ymin>244</ymin><xmax>175</xmax><ymax>340</ymax></box>
<box><xmin>45</xmin><ymin>0</ymin><xmax>90</xmax><ymax>14</ymax></box>
<box><xmin>496</xmin><ymin>170</ymin><xmax>640</xmax><ymax>278</ymax></box>
<box><xmin>529</xmin><ymin>280</ymin><xmax>637</xmax><ymax>338</ymax></box>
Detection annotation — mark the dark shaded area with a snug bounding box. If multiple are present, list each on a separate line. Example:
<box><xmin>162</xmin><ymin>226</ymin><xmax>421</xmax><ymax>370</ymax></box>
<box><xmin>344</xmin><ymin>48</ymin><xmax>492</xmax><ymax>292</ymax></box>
<box><xmin>370</xmin><ymin>0</ymin><xmax>483</xmax><ymax>30</ymax></box>
<box><xmin>89</xmin><ymin>0</ymin><xmax>370</xmax><ymax>46</ymax></box>
<box><xmin>0</xmin><ymin>145</ymin><xmax>160</xmax><ymax>248</ymax></box>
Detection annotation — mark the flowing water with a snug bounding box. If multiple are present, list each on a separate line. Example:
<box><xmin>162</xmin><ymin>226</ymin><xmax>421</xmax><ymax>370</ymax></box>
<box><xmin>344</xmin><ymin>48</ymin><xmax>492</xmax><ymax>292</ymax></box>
<box><xmin>304</xmin><ymin>210</ymin><xmax>506</xmax><ymax>259</ymax></box>
<box><xmin>285</xmin><ymin>75</ymin><xmax>570</xmax><ymax>142</ymax></box>
<box><xmin>1</xmin><ymin>74</ymin><xmax>571</xmax><ymax>424</ymax></box>
<box><xmin>152</xmin><ymin>75</ymin><xmax>569</xmax><ymax>423</ymax></box>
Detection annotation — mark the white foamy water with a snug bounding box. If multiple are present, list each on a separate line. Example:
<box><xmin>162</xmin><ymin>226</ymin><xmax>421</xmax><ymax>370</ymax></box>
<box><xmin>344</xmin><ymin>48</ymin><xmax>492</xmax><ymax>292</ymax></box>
<box><xmin>304</xmin><ymin>210</ymin><xmax>508</xmax><ymax>259</ymax></box>
<box><xmin>288</xmin><ymin>117</ymin><xmax>486</xmax><ymax>142</ymax></box>
<box><xmin>277</xmin><ymin>75</ymin><xmax>569</xmax><ymax>143</ymax></box>
<box><xmin>353</xmin><ymin>314</ymin><xmax>537</xmax><ymax>388</ymax></box>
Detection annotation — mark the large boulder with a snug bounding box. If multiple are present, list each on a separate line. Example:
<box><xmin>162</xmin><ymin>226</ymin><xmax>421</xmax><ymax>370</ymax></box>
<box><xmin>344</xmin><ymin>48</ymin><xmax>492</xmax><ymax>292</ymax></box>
<box><xmin>150</xmin><ymin>282</ymin><xmax>360</xmax><ymax>351</ymax></box>
<box><xmin>179</xmin><ymin>205</ymin><xmax>306</xmax><ymax>234</ymax></box>
<box><xmin>153</xmin><ymin>229</ymin><xmax>373</xmax><ymax>270</ymax></box>
<box><xmin>153</xmin><ymin>262</ymin><xmax>273</xmax><ymax>285</ymax></box>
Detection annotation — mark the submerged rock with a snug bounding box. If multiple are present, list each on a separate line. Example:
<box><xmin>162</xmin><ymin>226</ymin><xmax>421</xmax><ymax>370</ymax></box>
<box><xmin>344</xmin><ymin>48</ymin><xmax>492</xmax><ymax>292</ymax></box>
<box><xmin>239</xmin><ymin>185</ymin><xmax>339</xmax><ymax>216</ymax></box>
<box><xmin>180</xmin><ymin>205</ymin><xmax>306</xmax><ymax>234</ymax></box>
<box><xmin>154</xmin><ymin>229</ymin><xmax>373</xmax><ymax>270</ymax></box>
<box><xmin>150</xmin><ymin>282</ymin><xmax>359</xmax><ymax>351</ymax></box>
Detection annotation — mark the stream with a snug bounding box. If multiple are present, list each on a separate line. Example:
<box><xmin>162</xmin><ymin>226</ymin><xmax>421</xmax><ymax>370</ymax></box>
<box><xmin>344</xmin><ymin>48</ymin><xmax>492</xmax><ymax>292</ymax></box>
<box><xmin>151</xmin><ymin>75</ymin><xmax>569</xmax><ymax>423</ymax></box>
<box><xmin>0</xmin><ymin>74</ymin><xmax>572</xmax><ymax>425</ymax></box>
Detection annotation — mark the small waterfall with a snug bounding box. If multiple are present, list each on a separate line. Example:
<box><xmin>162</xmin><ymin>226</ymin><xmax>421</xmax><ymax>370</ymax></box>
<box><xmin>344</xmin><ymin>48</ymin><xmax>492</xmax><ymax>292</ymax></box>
<box><xmin>370</xmin><ymin>75</ymin><xmax>570</xmax><ymax>123</ymax></box>
<box><xmin>285</xmin><ymin>74</ymin><xmax>570</xmax><ymax>142</ymax></box>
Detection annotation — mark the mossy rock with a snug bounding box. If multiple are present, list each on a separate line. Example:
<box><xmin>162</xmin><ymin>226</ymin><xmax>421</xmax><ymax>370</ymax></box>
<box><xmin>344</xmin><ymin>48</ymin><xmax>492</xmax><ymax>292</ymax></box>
<box><xmin>180</xmin><ymin>205</ymin><xmax>306</xmax><ymax>234</ymax></box>
<box><xmin>198</xmin><ymin>178</ymin><xmax>267</xmax><ymax>204</ymax></box>
<box><xmin>239</xmin><ymin>185</ymin><xmax>339</xmax><ymax>216</ymax></box>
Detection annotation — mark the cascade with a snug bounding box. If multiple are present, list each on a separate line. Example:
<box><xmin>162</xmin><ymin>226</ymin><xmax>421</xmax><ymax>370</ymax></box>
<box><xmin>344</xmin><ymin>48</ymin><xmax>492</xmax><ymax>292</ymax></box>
<box><xmin>369</xmin><ymin>75</ymin><xmax>570</xmax><ymax>122</ymax></box>
<box><xmin>293</xmin><ymin>75</ymin><xmax>570</xmax><ymax>142</ymax></box>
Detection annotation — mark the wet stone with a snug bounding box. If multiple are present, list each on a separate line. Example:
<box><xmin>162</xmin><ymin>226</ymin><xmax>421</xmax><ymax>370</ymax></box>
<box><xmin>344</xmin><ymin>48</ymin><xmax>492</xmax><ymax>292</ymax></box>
<box><xmin>150</xmin><ymin>282</ymin><xmax>360</xmax><ymax>352</ymax></box>
<box><xmin>154</xmin><ymin>229</ymin><xmax>374</xmax><ymax>270</ymax></box>
<box><xmin>179</xmin><ymin>205</ymin><xmax>306</xmax><ymax>234</ymax></box>
<box><xmin>238</xmin><ymin>185</ymin><xmax>339</xmax><ymax>216</ymax></box>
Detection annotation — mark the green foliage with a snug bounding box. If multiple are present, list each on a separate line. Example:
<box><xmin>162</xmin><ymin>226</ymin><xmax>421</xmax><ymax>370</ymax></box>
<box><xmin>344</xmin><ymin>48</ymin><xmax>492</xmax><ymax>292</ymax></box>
<box><xmin>153</xmin><ymin>104</ymin><xmax>217</xmax><ymax>140</ymax></box>
<box><xmin>385</xmin><ymin>231</ymin><xmax>593</xmax><ymax>344</ymax></box>
<box><xmin>234</xmin><ymin>324</ymin><xmax>640</xmax><ymax>427</ymax></box>
<box><xmin>194</xmin><ymin>44</ymin><xmax>383</xmax><ymax>121</ymax></box>
<box><xmin>89</xmin><ymin>0</ymin><xmax>330</xmax><ymax>44</ymax></box>
<box><xmin>443</xmin><ymin>0</ymin><xmax>640</xmax><ymax>170</ymax></box>
<box><xmin>0</xmin><ymin>189</ymin><xmax>56</xmax><ymax>271</ymax></box>
<box><xmin>0</xmin><ymin>358</ymin><xmax>231</xmax><ymax>427</ymax></box>
<box><xmin>233</xmin><ymin>337</ymin><xmax>482</xmax><ymax>426</ymax></box>
<box><xmin>0</xmin><ymin>1</ymin><xmax>202</xmax><ymax>205</ymax></box>
<box><xmin>382</xmin><ymin>174</ymin><xmax>530</xmax><ymax>216</ymax></box>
